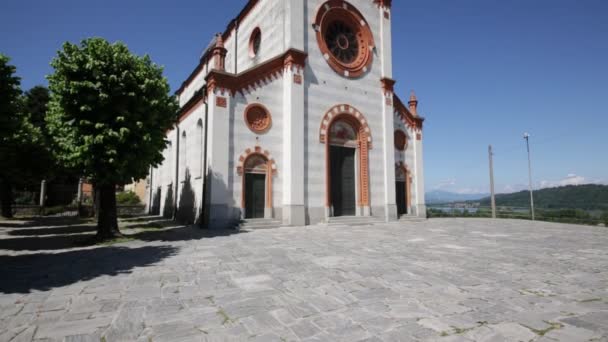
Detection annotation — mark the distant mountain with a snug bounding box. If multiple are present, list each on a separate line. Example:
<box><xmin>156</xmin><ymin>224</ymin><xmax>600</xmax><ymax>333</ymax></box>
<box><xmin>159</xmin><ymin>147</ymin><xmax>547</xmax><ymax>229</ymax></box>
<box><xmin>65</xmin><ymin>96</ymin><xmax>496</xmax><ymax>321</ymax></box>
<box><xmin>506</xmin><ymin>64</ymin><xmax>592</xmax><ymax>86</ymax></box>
<box><xmin>478</xmin><ymin>184</ymin><xmax>608</xmax><ymax>211</ymax></box>
<box><xmin>426</xmin><ymin>190</ymin><xmax>489</xmax><ymax>204</ymax></box>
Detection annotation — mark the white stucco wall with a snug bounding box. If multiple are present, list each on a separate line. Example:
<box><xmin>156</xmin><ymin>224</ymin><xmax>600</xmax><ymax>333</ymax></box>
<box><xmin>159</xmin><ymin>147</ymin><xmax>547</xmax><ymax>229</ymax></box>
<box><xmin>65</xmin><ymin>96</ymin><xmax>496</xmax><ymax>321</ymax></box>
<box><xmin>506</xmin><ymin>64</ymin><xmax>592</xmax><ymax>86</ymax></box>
<box><xmin>303</xmin><ymin>0</ymin><xmax>388</xmax><ymax>217</ymax></box>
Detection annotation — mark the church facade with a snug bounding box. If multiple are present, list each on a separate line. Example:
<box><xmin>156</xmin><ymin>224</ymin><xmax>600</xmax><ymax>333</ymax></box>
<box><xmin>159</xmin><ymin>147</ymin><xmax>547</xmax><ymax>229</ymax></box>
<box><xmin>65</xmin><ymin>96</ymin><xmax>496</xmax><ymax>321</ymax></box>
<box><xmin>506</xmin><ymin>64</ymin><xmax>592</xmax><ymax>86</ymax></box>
<box><xmin>146</xmin><ymin>0</ymin><xmax>426</xmax><ymax>227</ymax></box>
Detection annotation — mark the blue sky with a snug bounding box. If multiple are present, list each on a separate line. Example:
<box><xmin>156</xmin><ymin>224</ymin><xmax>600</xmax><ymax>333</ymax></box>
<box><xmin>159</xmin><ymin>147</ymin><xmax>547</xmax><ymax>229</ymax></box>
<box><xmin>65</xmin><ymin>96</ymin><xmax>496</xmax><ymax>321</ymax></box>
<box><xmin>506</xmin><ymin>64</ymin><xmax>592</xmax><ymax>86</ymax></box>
<box><xmin>1</xmin><ymin>0</ymin><xmax>607</xmax><ymax>194</ymax></box>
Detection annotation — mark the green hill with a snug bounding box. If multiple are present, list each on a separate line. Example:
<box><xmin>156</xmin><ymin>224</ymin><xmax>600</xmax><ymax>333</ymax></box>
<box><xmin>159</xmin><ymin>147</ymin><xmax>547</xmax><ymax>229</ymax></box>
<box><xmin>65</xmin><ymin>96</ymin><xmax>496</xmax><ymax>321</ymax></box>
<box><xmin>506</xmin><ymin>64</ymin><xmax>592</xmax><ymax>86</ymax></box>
<box><xmin>479</xmin><ymin>184</ymin><xmax>608</xmax><ymax>211</ymax></box>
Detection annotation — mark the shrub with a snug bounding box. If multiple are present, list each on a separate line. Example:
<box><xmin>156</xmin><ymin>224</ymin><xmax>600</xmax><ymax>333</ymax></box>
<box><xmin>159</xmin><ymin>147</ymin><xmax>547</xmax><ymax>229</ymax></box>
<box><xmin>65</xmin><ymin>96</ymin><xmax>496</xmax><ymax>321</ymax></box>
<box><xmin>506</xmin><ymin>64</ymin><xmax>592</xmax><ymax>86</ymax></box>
<box><xmin>116</xmin><ymin>191</ymin><xmax>141</xmax><ymax>205</ymax></box>
<box><xmin>602</xmin><ymin>211</ymin><xmax>608</xmax><ymax>227</ymax></box>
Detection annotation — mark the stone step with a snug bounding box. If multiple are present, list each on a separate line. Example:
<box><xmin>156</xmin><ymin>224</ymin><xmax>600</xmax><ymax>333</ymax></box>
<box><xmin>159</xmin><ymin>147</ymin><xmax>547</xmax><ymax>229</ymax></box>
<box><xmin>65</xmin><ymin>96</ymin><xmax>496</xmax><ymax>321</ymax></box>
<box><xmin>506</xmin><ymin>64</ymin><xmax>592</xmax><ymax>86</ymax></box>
<box><xmin>398</xmin><ymin>215</ymin><xmax>426</xmax><ymax>223</ymax></box>
<box><xmin>237</xmin><ymin>219</ymin><xmax>283</xmax><ymax>230</ymax></box>
<box><xmin>325</xmin><ymin>216</ymin><xmax>385</xmax><ymax>226</ymax></box>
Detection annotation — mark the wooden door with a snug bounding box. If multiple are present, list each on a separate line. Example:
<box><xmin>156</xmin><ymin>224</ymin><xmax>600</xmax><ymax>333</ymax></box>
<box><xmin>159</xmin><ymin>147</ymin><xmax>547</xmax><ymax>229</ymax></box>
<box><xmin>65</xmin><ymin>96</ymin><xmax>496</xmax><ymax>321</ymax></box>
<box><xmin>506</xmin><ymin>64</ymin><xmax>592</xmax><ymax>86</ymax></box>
<box><xmin>330</xmin><ymin>146</ymin><xmax>356</xmax><ymax>216</ymax></box>
<box><xmin>396</xmin><ymin>181</ymin><xmax>407</xmax><ymax>216</ymax></box>
<box><xmin>245</xmin><ymin>173</ymin><xmax>266</xmax><ymax>218</ymax></box>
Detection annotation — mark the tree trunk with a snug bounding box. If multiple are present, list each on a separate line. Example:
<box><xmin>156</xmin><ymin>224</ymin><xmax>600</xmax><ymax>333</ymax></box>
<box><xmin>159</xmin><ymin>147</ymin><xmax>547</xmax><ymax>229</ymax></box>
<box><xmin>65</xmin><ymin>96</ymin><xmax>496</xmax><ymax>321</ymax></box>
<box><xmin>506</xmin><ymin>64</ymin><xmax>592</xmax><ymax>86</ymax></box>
<box><xmin>0</xmin><ymin>180</ymin><xmax>13</xmax><ymax>218</ymax></box>
<box><xmin>96</xmin><ymin>183</ymin><xmax>121</xmax><ymax>239</ymax></box>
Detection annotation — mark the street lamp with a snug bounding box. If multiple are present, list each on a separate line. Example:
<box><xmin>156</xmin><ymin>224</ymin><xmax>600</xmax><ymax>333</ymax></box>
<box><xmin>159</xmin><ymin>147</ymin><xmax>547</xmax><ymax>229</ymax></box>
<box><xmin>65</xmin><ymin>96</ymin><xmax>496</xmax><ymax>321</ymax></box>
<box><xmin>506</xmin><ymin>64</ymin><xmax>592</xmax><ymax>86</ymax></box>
<box><xmin>523</xmin><ymin>133</ymin><xmax>535</xmax><ymax>220</ymax></box>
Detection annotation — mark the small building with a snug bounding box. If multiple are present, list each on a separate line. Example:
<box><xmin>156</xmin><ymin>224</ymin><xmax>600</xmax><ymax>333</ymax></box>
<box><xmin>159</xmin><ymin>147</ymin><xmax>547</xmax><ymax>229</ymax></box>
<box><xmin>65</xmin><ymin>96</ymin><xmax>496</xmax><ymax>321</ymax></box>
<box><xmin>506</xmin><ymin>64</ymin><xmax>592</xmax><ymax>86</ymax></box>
<box><xmin>147</xmin><ymin>0</ymin><xmax>426</xmax><ymax>227</ymax></box>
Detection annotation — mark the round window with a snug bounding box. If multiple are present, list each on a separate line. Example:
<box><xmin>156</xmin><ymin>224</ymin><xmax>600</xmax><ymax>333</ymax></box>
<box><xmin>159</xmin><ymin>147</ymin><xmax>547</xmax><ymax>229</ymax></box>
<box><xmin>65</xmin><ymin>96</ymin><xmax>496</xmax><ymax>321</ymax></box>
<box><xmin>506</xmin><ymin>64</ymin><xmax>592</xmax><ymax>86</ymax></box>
<box><xmin>245</xmin><ymin>104</ymin><xmax>272</xmax><ymax>134</ymax></box>
<box><xmin>314</xmin><ymin>1</ymin><xmax>374</xmax><ymax>78</ymax></box>
<box><xmin>249</xmin><ymin>27</ymin><xmax>261</xmax><ymax>58</ymax></box>
<box><xmin>394</xmin><ymin>130</ymin><xmax>408</xmax><ymax>151</ymax></box>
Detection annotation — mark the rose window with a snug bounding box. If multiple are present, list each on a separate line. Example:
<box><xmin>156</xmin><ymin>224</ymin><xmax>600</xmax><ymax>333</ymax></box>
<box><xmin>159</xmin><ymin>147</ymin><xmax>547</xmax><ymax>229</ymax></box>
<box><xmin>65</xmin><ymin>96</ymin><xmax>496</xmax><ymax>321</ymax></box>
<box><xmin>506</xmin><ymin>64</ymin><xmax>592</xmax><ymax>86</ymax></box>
<box><xmin>245</xmin><ymin>104</ymin><xmax>271</xmax><ymax>133</ymax></box>
<box><xmin>314</xmin><ymin>1</ymin><xmax>374</xmax><ymax>78</ymax></box>
<box><xmin>325</xmin><ymin>21</ymin><xmax>359</xmax><ymax>64</ymax></box>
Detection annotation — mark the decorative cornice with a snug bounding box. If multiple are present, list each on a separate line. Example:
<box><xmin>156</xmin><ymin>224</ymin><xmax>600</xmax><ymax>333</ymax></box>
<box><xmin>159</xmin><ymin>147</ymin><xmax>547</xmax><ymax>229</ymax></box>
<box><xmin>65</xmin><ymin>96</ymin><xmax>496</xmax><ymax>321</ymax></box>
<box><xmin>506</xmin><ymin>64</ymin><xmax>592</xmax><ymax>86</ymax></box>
<box><xmin>205</xmin><ymin>48</ymin><xmax>307</xmax><ymax>97</ymax></box>
<box><xmin>394</xmin><ymin>95</ymin><xmax>424</xmax><ymax>131</ymax></box>
<box><xmin>177</xmin><ymin>88</ymin><xmax>206</xmax><ymax>124</ymax></box>
<box><xmin>380</xmin><ymin>77</ymin><xmax>396</xmax><ymax>95</ymax></box>
<box><xmin>373</xmin><ymin>0</ymin><xmax>392</xmax><ymax>9</ymax></box>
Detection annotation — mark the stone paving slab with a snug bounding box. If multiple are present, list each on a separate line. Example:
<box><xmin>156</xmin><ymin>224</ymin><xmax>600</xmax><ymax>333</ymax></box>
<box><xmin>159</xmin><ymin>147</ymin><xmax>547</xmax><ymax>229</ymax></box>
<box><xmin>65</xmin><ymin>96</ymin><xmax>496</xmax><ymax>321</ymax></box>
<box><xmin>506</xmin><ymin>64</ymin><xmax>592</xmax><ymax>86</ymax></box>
<box><xmin>0</xmin><ymin>217</ymin><xmax>607</xmax><ymax>341</ymax></box>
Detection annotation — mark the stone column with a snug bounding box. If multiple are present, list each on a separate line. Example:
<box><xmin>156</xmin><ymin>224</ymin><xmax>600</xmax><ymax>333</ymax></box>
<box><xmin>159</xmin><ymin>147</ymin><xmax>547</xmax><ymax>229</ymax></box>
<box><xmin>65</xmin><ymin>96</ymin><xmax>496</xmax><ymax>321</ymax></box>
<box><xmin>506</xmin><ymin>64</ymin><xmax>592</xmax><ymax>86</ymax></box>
<box><xmin>282</xmin><ymin>0</ymin><xmax>306</xmax><ymax>226</ymax></box>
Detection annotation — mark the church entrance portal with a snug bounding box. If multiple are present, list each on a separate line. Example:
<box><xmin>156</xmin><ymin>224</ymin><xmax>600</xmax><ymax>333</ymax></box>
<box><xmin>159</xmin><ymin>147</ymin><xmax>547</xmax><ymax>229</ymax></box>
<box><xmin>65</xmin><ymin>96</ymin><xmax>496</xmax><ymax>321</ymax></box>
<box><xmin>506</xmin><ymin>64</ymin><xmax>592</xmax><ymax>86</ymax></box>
<box><xmin>330</xmin><ymin>146</ymin><xmax>356</xmax><ymax>216</ymax></box>
<box><xmin>395</xmin><ymin>163</ymin><xmax>410</xmax><ymax>216</ymax></box>
<box><xmin>245</xmin><ymin>173</ymin><xmax>265</xmax><ymax>218</ymax></box>
<box><xmin>396</xmin><ymin>181</ymin><xmax>407</xmax><ymax>216</ymax></box>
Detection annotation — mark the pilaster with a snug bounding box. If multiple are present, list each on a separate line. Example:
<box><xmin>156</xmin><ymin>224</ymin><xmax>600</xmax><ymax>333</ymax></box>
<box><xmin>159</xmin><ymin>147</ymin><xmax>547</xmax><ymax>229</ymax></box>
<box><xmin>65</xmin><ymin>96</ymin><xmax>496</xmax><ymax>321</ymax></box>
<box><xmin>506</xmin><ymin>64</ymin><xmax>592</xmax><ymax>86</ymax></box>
<box><xmin>380</xmin><ymin>78</ymin><xmax>397</xmax><ymax>221</ymax></box>
<box><xmin>413</xmin><ymin>131</ymin><xmax>426</xmax><ymax>219</ymax></box>
<box><xmin>379</xmin><ymin>2</ymin><xmax>393</xmax><ymax>79</ymax></box>
<box><xmin>282</xmin><ymin>50</ymin><xmax>307</xmax><ymax>226</ymax></box>
<box><xmin>204</xmin><ymin>80</ymin><xmax>233</xmax><ymax>228</ymax></box>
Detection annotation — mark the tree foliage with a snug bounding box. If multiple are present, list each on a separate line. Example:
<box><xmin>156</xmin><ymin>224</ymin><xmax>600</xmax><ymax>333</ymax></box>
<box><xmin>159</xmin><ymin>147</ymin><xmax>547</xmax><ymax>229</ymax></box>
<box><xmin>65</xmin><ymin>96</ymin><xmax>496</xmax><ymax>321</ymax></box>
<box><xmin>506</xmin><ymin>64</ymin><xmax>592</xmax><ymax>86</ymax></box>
<box><xmin>47</xmin><ymin>38</ymin><xmax>177</xmax><ymax>185</ymax></box>
<box><xmin>46</xmin><ymin>38</ymin><xmax>177</xmax><ymax>237</ymax></box>
<box><xmin>116</xmin><ymin>191</ymin><xmax>141</xmax><ymax>205</ymax></box>
<box><xmin>0</xmin><ymin>54</ymin><xmax>47</xmax><ymax>217</ymax></box>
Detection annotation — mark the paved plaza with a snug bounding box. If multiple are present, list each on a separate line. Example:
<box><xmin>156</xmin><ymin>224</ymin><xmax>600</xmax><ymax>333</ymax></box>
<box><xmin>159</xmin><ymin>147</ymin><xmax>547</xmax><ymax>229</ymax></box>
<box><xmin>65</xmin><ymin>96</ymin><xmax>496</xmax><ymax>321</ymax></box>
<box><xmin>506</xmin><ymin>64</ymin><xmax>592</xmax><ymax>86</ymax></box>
<box><xmin>0</xmin><ymin>217</ymin><xmax>607</xmax><ymax>341</ymax></box>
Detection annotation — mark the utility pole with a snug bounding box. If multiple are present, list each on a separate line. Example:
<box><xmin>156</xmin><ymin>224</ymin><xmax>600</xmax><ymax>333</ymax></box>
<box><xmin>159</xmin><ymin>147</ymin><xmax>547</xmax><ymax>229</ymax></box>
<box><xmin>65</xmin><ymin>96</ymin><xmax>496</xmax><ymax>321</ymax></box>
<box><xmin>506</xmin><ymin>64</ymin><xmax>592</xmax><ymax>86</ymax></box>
<box><xmin>488</xmin><ymin>145</ymin><xmax>496</xmax><ymax>219</ymax></box>
<box><xmin>524</xmin><ymin>133</ymin><xmax>535</xmax><ymax>220</ymax></box>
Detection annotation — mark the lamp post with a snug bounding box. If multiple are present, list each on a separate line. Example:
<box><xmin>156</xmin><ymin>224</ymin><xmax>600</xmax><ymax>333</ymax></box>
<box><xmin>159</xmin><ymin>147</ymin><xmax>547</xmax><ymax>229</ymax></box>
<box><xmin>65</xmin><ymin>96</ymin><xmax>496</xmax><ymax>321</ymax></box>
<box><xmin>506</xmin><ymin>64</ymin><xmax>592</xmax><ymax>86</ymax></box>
<box><xmin>523</xmin><ymin>133</ymin><xmax>535</xmax><ymax>220</ymax></box>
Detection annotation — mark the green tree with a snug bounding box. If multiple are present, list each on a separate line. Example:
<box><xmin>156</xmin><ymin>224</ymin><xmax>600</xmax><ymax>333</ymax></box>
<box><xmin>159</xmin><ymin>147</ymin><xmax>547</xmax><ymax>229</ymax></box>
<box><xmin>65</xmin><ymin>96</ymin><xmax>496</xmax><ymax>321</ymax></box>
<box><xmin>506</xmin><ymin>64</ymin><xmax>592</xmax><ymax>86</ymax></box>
<box><xmin>0</xmin><ymin>54</ymin><xmax>22</xmax><ymax>217</ymax></box>
<box><xmin>24</xmin><ymin>86</ymin><xmax>50</xmax><ymax>131</ymax></box>
<box><xmin>0</xmin><ymin>55</ymin><xmax>46</xmax><ymax>218</ymax></box>
<box><xmin>602</xmin><ymin>211</ymin><xmax>608</xmax><ymax>227</ymax></box>
<box><xmin>46</xmin><ymin>38</ymin><xmax>177</xmax><ymax>239</ymax></box>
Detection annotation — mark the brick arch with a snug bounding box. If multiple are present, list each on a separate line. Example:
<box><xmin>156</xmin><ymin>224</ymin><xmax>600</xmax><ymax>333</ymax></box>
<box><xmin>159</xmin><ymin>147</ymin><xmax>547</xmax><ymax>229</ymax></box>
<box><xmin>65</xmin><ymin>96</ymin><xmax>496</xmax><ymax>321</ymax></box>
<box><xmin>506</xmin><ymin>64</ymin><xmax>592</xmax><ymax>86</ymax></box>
<box><xmin>319</xmin><ymin>104</ymin><xmax>372</xmax><ymax>214</ymax></box>
<box><xmin>319</xmin><ymin>104</ymin><xmax>373</xmax><ymax>148</ymax></box>
<box><xmin>236</xmin><ymin>146</ymin><xmax>277</xmax><ymax>216</ymax></box>
<box><xmin>236</xmin><ymin>146</ymin><xmax>277</xmax><ymax>176</ymax></box>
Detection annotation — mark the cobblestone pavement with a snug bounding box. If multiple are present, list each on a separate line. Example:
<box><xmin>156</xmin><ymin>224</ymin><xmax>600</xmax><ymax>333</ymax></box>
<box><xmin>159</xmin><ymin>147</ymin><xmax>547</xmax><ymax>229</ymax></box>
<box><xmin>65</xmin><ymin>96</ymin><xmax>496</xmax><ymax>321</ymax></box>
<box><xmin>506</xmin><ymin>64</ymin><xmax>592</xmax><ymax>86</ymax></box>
<box><xmin>0</xmin><ymin>217</ymin><xmax>607</xmax><ymax>341</ymax></box>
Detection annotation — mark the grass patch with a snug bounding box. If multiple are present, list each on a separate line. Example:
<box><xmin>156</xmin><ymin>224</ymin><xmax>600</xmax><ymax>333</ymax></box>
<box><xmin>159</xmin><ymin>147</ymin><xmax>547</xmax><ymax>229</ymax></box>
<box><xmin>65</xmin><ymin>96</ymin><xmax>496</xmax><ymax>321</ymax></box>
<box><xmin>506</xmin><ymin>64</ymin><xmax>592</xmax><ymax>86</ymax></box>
<box><xmin>578</xmin><ymin>298</ymin><xmax>602</xmax><ymax>303</ymax></box>
<box><xmin>524</xmin><ymin>321</ymin><xmax>563</xmax><ymax>336</ymax></box>
<box><xmin>217</xmin><ymin>308</ymin><xmax>232</xmax><ymax>325</ymax></box>
<box><xmin>96</xmin><ymin>236</ymin><xmax>136</xmax><ymax>246</ymax></box>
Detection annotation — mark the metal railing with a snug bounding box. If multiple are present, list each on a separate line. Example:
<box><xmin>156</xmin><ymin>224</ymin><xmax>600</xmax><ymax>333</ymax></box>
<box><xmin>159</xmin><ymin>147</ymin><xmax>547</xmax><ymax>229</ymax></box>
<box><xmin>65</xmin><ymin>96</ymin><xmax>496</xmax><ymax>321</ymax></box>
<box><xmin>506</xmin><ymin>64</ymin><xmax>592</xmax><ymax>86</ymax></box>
<box><xmin>427</xmin><ymin>206</ymin><xmax>607</xmax><ymax>226</ymax></box>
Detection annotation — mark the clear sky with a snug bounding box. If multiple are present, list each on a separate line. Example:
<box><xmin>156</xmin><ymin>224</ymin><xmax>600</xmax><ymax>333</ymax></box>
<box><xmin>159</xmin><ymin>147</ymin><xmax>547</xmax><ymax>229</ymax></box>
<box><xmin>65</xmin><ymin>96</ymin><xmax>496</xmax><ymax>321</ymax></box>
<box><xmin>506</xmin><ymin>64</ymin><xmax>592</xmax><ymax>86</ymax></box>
<box><xmin>1</xmin><ymin>0</ymin><xmax>607</xmax><ymax>194</ymax></box>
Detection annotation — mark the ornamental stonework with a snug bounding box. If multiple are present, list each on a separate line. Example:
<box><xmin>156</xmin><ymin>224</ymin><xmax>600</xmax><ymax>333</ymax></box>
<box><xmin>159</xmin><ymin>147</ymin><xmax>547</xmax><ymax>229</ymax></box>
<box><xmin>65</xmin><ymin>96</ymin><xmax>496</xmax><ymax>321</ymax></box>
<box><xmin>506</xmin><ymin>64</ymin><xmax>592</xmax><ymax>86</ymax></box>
<box><xmin>394</xmin><ymin>130</ymin><xmax>407</xmax><ymax>151</ymax></box>
<box><xmin>244</xmin><ymin>104</ymin><xmax>272</xmax><ymax>134</ymax></box>
<box><xmin>314</xmin><ymin>0</ymin><xmax>375</xmax><ymax>78</ymax></box>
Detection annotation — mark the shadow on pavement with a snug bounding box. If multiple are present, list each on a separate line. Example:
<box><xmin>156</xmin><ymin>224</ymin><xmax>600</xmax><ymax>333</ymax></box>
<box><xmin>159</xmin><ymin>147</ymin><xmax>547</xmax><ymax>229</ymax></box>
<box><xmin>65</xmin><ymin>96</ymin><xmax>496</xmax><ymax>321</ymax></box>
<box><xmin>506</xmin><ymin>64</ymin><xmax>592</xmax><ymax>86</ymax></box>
<box><xmin>132</xmin><ymin>225</ymin><xmax>245</xmax><ymax>242</ymax></box>
<box><xmin>0</xmin><ymin>217</ymin><xmax>91</xmax><ymax>229</ymax></box>
<box><xmin>8</xmin><ymin>224</ymin><xmax>97</xmax><ymax>236</ymax></box>
<box><xmin>0</xmin><ymin>245</ymin><xmax>178</xmax><ymax>294</ymax></box>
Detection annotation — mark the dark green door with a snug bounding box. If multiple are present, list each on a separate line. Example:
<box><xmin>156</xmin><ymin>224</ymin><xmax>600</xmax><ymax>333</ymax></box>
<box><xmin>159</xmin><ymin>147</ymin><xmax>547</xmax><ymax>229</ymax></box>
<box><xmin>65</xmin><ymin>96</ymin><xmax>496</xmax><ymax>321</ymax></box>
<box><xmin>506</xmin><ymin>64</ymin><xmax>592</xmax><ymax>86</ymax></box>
<box><xmin>396</xmin><ymin>181</ymin><xmax>407</xmax><ymax>216</ymax></box>
<box><xmin>330</xmin><ymin>146</ymin><xmax>356</xmax><ymax>216</ymax></box>
<box><xmin>245</xmin><ymin>173</ymin><xmax>265</xmax><ymax>219</ymax></box>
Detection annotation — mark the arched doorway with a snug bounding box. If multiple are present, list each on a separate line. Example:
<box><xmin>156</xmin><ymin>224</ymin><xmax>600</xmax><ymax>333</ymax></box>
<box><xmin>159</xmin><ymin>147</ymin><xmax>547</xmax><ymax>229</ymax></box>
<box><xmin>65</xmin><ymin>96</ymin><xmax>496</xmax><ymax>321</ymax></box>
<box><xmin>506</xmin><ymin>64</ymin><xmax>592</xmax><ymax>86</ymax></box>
<box><xmin>395</xmin><ymin>162</ymin><xmax>411</xmax><ymax>216</ymax></box>
<box><xmin>329</xmin><ymin>120</ymin><xmax>358</xmax><ymax>216</ymax></box>
<box><xmin>320</xmin><ymin>104</ymin><xmax>373</xmax><ymax>218</ymax></box>
<box><xmin>237</xmin><ymin>147</ymin><xmax>277</xmax><ymax>219</ymax></box>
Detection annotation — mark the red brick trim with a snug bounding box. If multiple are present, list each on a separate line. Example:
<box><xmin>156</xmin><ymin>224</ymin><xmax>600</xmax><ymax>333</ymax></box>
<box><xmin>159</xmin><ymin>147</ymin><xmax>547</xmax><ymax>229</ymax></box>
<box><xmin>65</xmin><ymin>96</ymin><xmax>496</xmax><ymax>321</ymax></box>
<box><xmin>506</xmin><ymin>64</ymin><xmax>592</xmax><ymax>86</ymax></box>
<box><xmin>244</xmin><ymin>103</ymin><xmax>272</xmax><ymax>134</ymax></box>
<box><xmin>314</xmin><ymin>1</ymin><xmax>375</xmax><ymax>78</ymax></box>
<box><xmin>319</xmin><ymin>104</ymin><xmax>373</xmax><ymax>148</ymax></box>
<box><xmin>206</xmin><ymin>49</ymin><xmax>307</xmax><ymax>97</ymax></box>
<box><xmin>394</xmin><ymin>95</ymin><xmax>424</xmax><ymax>131</ymax></box>
<box><xmin>320</xmin><ymin>104</ymin><xmax>372</xmax><ymax>208</ymax></box>
<box><xmin>373</xmin><ymin>0</ymin><xmax>392</xmax><ymax>9</ymax></box>
<box><xmin>394</xmin><ymin>129</ymin><xmax>408</xmax><ymax>151</ymax></box>
<box><xmin>237</xmin><ymin>147</ymin><xmax>277</xmax><ymax>210</ymax></box>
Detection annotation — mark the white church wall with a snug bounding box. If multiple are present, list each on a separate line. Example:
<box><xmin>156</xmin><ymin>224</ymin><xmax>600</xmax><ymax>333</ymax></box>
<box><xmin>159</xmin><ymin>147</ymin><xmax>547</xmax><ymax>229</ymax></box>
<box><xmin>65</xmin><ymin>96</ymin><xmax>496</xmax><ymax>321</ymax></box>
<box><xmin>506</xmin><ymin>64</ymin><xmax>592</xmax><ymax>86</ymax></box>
<box><xmin>304</xmin><ymin>0</ymin><xmax>388</xmax><ymax>222</ymax></box>
<box><xmin>175</xmin><ymin>103</ymin><xmax>206</xmax><ymax>223</ymax></box>
<box><xmin>230</xmin><ymin>75</ymin><xmax>285</xmax><ymax>220</ymax></box>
